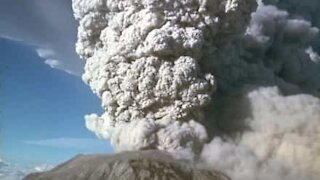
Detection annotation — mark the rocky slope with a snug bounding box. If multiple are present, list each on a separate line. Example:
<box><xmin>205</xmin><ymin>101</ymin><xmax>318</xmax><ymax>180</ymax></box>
<box><xmin>24</xmin><ymin>150</ymin><xmax>229</xmax><ymax>180</ymax></box>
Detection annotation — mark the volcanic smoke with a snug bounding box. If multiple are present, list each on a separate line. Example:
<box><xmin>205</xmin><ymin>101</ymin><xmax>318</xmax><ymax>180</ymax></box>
<box><xmin>72</xmin><ymin>0</ymin><xmax>320</xmax><ymax>179</ymax></box>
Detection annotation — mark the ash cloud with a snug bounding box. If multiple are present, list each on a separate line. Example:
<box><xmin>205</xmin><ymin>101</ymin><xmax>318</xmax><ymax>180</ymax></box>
<box><xmin>73</xmin><ymin>0</ymin><xmax>256</xmax><ymax>156</ymax></box>
<box><xmin>72</xmin><ymin>0</ymin><xmax>320</xmax><ymax>179</ymax></box>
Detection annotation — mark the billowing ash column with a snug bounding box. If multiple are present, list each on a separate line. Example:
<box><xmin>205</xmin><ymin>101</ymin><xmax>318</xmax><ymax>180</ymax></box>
<box><xmin>72</xmin><ymin>0</ymin><xmax>256</xmax><ymax>155</ymax></box>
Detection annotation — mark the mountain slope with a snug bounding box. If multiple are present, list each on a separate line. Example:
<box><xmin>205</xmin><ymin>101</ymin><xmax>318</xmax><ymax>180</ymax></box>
<box><xmin>24</xmin><ymin>150</ymin><xmax>229</xmax><ymax>180</ymax></box>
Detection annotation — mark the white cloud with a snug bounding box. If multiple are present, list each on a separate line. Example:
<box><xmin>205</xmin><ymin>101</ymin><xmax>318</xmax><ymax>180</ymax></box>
<box><xmin>0</xmin><ymin>0</ymin><xmax>83</xmax><ymax>76</ymax></box>
<box><xmin>23</xmin><ymin>137</ymin><xmax>109</xmax><ymax>151</ymax></box>
<box><xmin>33</xmin><ymin>164</ymin><xmax>53</xmax><ymax>173</ymax></box>
<box><xmin>0</xmin><ymin>158</ymin><xmax>53</xmax><ymax>180</ymax></box>
<box><xmin>44</xmin><ymin>59</ymin><xmax>61</xmax><ymax>69</ymax></box>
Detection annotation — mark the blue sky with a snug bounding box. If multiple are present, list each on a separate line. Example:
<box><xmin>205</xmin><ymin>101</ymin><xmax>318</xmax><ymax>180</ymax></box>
<box><xmin>0</xmin><ymin>38</ymin><xmax>113</xmax><ymax>165</ymax></box>
<box><xmin>0</xmin><ymin>0</ymin><xmax>114</xmax><ymax>166</ymax></box>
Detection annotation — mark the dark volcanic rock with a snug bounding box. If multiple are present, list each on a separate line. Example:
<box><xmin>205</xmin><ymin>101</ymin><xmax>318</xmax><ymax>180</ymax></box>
<box><xmin>24</xmin><ymin>150</ymin><xmax>229</xmax><ymax>180</ymax></box>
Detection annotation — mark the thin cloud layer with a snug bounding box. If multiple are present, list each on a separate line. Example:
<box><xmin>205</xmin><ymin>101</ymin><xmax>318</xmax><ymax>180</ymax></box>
<box><xmin>24</xmin><ymin>137</ymin><xmax>108</xmax><ymax>151</ymax></box>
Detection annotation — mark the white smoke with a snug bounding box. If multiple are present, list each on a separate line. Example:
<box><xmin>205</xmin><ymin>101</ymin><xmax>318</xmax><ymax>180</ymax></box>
<box><xmin>72</xmin><ymin>0</ymin><xmax>320</xmax><ymax>179</ymax></box>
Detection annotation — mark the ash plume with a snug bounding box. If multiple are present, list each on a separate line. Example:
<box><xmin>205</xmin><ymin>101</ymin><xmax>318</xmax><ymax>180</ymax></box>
<box><xmin>72</xmin><ymin>0</ymin><xmax>320</xmax><ymax>179</ymax></box>
<box><xmin>73</xmin><ymin>0</ymin><xmax>256</xmax><ymax>155</ymax></box>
